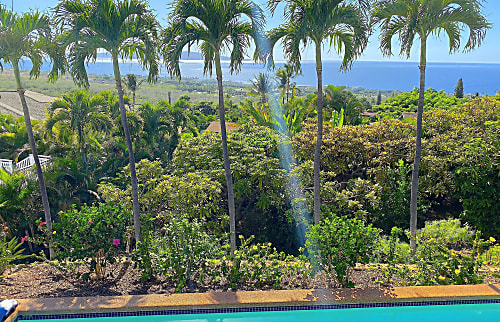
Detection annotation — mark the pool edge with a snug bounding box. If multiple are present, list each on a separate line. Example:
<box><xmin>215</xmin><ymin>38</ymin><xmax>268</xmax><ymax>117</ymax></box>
<box><xmin>7</xmin><ymin>284</ymin><xmax>500</xmax><ymax>321</ymax></box>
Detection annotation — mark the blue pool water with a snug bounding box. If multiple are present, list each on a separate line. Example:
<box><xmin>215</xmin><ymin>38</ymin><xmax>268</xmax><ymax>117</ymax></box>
<box><xmin>22</xmin><ymin>303</ymin><xmax>500</xmax><ymax>321</ymax></box>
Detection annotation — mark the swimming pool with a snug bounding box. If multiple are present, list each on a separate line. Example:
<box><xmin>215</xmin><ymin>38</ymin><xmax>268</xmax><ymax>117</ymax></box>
<box><xmin>15</xmin><ymin>301</ymin><xmax>500</xmax><ymax>321</ymax></box>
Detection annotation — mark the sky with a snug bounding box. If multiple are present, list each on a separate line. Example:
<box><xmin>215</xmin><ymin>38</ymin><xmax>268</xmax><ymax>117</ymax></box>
<box><xmin>5</xmin><ymin>0</ymin><xmax>500</xmax><ymax>63</ymax></box>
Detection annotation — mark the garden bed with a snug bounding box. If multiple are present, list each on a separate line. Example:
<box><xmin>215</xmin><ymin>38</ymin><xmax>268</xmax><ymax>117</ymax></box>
<box><xmin>1</xmin><ymin>261</ymin><xmax>499</xmax><ymax>299</ymax></box>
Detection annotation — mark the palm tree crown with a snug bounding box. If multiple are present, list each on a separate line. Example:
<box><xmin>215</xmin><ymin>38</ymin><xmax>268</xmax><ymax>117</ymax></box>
<box><xmin>373</xmin><ymin>0</ymin><xmax>490</xmax><ymax>58</ymax></box>
<box><xmin>250</xmin><ymin>72</ymin><xmax>272</xmax><ymax>104</ymax></box>
<box><xmin>163</xmin><ymin>0</ymin><xmax>265</xmax><ymax>78</ymax></box>
<box><xmin>56</xmin><ymin>0</ymin><xmax>159</xmax><ymax>87</ymax></box>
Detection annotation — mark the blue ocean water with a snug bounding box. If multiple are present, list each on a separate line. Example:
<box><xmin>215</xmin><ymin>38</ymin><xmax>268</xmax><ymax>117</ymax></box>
<box><xmin>19</xmin><ymin>59</ymin><xmax>500</xmax><ymax>94</ymax></box>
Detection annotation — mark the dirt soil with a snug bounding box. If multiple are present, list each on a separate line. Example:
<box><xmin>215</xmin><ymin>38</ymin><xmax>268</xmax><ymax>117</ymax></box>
<box><xmin>1</xmin><ymin>262</ymin><xmax>499</xmax><ymax>299</ymax></box>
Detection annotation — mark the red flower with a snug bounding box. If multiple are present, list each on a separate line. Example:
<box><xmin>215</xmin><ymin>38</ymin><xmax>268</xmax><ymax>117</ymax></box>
<box><xmin>21</xmin><ymin>236</ymin><xmax>28</xmax><ymax>243</ymax></box>
<box><xmin>40</xmin><ymin>221</ymin><xmax>47</xmax><ymax>226</ymax></box>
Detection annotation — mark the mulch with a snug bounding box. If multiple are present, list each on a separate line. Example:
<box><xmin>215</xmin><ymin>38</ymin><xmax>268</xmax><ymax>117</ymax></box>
<box><xmin>1</xmin><ymin>262</ymin><xmax>499</xmax><ymax>299</ymax></box>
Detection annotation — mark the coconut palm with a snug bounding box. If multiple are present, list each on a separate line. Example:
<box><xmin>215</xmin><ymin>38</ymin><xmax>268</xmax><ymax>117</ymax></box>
<box><xmin>163</xmin><ymin>0</ymin><xmax>265</xmax><ymax>252</ymax></box>
<box><xmin>0</xmin><ymin>6</ymin><xmax>65</xmax><ymax>257</ymax></box>
<box><xmin>266</xmin><ymin>0</ymin><xmax>370</xmax><ymax>224</ymax></box>
<box><xmin>46</xmin><ymin>90</ymin><xmax>110</xmax><ymax>172</ymax></box>
<box><xmin>373</xmin><ymin>0</ymin><xmax>490</xmax><ymax>251</ymax></box>
<box><xmin>123</xmin><ymin>73</ymin><xmax>143</xmax><ymax>108</ymax></box>
<box><xmin>56</xmin><ymin>0</ymin><xmax>160</xmax><ymax>244</ymax></box>
<box><xmin>249</xmin><ymin>72</ymin><xmax>272</xmax><ymax>104</ymax></box>
<box><xmin>275</xmin><ymin>63</ymin><xmax>297</xmax><ymax>104</ymax></box>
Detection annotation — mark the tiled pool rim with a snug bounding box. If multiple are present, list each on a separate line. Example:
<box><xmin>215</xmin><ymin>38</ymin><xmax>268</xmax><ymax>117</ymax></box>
<box><xmin>6</xmin><ymin>284</ymin><xmax>500</xmax><ymax>321</ymax></box>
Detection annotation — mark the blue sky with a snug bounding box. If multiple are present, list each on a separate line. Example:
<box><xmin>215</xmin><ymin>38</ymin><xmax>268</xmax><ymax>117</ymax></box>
<box><xmin>5</xmin><ymin>0</ymin><xmax>499</xmax><ymax>63</ymax></box>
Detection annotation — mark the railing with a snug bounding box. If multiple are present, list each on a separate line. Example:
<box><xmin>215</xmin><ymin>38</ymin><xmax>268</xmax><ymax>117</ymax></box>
<box><xmin>0</xmin><ymin>159</ymin><xmax>14</xmax><ymax>173</ymax></box>
<box><xmin>0</xmin><ymin>155</ymin><xmax>51</xmax><ymax>175</ymax></box>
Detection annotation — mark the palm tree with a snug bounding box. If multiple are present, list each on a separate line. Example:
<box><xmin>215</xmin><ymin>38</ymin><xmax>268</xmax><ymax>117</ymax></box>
<box><xmin>46</xmin><ymin>90</ymin><xmax>110</xmax><ymax>172</ymax></box>
<box><xmin>373</xmin><ymin>0</ymin><xmax>490</xmax><ymax>252</ymax></box>
<box><xmin>57</xmin><ymin>0</ymin><xmax>160</xmax><ymax>244</ymax></box>
<box><xmin>123</xmin><ymin>73</ymin><xmax>143</xmax><ymax>108</ymax></box>
<box><xmin>163</xmin><ymin>0</ymin><xmax>265</xmax><ymax>252</ymax></box>
<box><xmin>250</xmin><ymin>72</ymin><xmax>272</xmax><ymax>104</ymax></box>
<box><xmin>267</xmin><ymin>0</ymin><xmax>369</xmax><ymax>224</ymax></box>
<box><xmin>275</xmin><ymin>63</ymin><xmax>296</xmax><ymax>104</ymax></box>
<box><xmin>0</xmin><ymin>6</ymin><xmax>65</xmax><ymax>257</ymax></box>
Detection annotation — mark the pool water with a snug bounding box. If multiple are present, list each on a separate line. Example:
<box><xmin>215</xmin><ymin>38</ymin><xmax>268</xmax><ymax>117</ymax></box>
<box><xmin>23</xmin><ymin>303</ymin><xmax>500</xmax><ymax>321</ymax></box>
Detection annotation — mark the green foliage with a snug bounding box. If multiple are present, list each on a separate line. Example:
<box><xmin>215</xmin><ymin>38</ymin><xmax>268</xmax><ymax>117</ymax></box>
<box><xmin>322</xmin><ymin>178</ymin><xmax>381</xmax><ymax>221</ymax></box>
<box><xmin>294</xmin><ymin>119</ymin><xmax>414</xmax><ymax>180</ymax></box>
<box><xmin>481</xmin><ymin>242</ymin><xmax>500</xmax><ymax>267</ymax></box>
<box><xmin>408</xmin><ymin>236</ymin><xmax>484</xmax><ymax>286</ymax></box>
<box><xmin>133</xmin><ymin>215</ymin><xmax>222</xmax><ymax>292</ymax></box>
<box><xmin>370</xmin><ymin>88</ymin><xmax>464</xmax><ymax>119</ymax></box>
<box><xmin>306</xmin><ymin>214</ymin><xmax>381</xmax><ymax>288</ymax></box>
<box><xmin>209</xmin><ymin>235</ymin><xmax>311</xmax><ymax>290</ymax></box>
<box><xmin>0</xmin><ymin>169</ymin><xmax>41</xmax><ymax>237</ymax></box>
<box><xmin>417</xmin><ymin>219</ymin><xmax>475</xmax><ymax>250</ymax></box>
<box><xmin>37</xmin><ymin>203</ymin><xmax>129</xmax><ymax>280</ymax></box>
<box><xmin>323</xmin><ymin>85</ymin><xmax>369</xmax><ymax>125</ymax></box>
<box><xmin>0</xmin><ymin>230</ymin><xmax>33</xmax><ymax>276</ymax></box>
<box><xmin>455</xmin><ymin>78</ymin><xmax>464</xmax><ymax>98</ymax></box>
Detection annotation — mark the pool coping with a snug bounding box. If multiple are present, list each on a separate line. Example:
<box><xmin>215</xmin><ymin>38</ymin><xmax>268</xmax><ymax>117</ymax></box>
<box><xmin>6</xmin><ymin>283</ymin><xmax>500</xmax><ymax>321</ymax></box>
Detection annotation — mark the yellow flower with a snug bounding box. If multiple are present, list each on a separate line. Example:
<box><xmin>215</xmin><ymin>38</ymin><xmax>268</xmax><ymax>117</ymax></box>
<box><xmin>490</xmin><ymin>237</ymin><xmax>496</xmax><ymax>243</ymax></box>
<box><xmin>438</xmin><ymin>276</ymin><xmax>446</xmax><ymax>280</ymax></box>
<box><xmin>268</xmin><ymin>243</ymin><xmax>272</xmax><ymax>247</ymax></box>
<box><xmin>52</xmin><ymin>231</ymin><xmax>56</xmax><ymax>235</ymax></box>
<box><xmin>222</xmin><ymin>256</ymin><xmax>226</xmax><ymax>261</ymax></box>
<box><xmin>253</xmin><ymin>246</ymin><xmax>258</xmax><ymax>250</ymax></box>
<box><xmin>234</xmin><ymin>250</ymin><xmax>238</xmax><ymax>255</ymax></box>
<box><xmin>455</xmin><ymin>269</ymin><xmax>460</xmax><ymax>275</ymax></box>
<box><xmin>429</xmin><ymin>238</ymin><xmax>434</xmax><ymax>242</ymax></box>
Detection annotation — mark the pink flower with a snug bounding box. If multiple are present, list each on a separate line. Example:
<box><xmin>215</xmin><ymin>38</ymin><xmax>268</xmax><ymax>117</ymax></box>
<box><xmin>40</xmin><ymin>221</ymin><xmax>46</xmax><ymax>226</ymax></box>
<box><xmin>89</xmin><ymin>220</ymin><xmax>94</xmax><ymax>224</ymax></box>
<box><xmin>113</xmin><ymin>239</ymin><xmax>120</xmax><ymax>246</ymax></box>
<box><xmin>21</xmin><ymin>236</ymin><xmax>28</xmax><ymax>243</ymax></box>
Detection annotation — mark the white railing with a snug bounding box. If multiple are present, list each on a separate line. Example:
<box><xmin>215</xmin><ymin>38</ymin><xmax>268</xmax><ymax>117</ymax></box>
<box><xmin>0</xmin><ymin>155</ymin><xmax>51</xmax><ymax>175</ymax></box>
<box><xmin>0</xmin><ymin>159</ymin><xmax>14</xmax><ymax>173</ymax></box>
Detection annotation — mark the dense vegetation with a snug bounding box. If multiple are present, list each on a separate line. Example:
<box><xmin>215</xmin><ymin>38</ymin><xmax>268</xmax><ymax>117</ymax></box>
<box><xmin>0</xmin><ymin>0</ymin><xmax>498</xmax><ymax>292</ymax></box>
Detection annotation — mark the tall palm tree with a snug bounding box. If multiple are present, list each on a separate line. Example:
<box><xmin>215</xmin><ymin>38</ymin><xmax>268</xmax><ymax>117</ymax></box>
<box><xmin>0</xmin><ymin>6</ymin><xmax>65</xmax><ymax>257</ymax></box>
<box><xmin>373</xmin><ymin>0</ymin><xmax>490</xmax><ymax>252</ymax></box>
<box><xmin>46</xmin><ymin>90</ymin><xmax>110</xmax><ymax>171</ymax></box>
<box><xmin>250</xmin><ymin>72</ymin><xmax>272</xmax><ymax>104</ymax></box>
<box><xmin>163</xmin><ymin>0</ymin><xmax>265</xmax><ymax>252</ymax></box>
<box><xmin>266</xmin><ymin>0</ymin><xmax>369</xmax><ymax>224</ymax></box>
<box><xmin>123</xmin><ymin>73</ymin><xmax>143</xmax><ymax>107</ymax></box>
<box><xmin>57</xmin><ymin>0</ymin><xmax>160</xmax><ymax>244</ymax></box>
<box><xmin>275</xmin><ymin>63</ymin><xmax>296</xmax><ymax>104</ymax></box>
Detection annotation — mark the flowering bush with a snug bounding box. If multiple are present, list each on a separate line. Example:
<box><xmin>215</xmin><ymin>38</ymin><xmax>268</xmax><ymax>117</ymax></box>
<box><xmin>37</xmin><ymin>203</ymin><xmax>129</xmax><ymax>280</ymax></box>
<box><xmin>0</xmin><ymin>227</ymin><xmax>33</xmax><ymax>276</ymax></box>
<box><xmin>208</xmin><ymin>235</ymin><xmax>311</xmax><ymax>290</ymax></box>
<box><xmin>133</xmin><ymin>214</ymin><xmax>223</xmax><ymax>292</ymax></box>
<box><xmin>306</xmin><ymin>214</ymin><xmax>381</xmax><ymax>288</ymax></box>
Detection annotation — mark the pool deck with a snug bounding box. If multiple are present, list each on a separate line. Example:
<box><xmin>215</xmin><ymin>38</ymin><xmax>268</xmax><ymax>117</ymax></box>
<box><xmin>6</xmin><ymin>284</ymin><xmax>500</xmax><ymax>321</ymax></box>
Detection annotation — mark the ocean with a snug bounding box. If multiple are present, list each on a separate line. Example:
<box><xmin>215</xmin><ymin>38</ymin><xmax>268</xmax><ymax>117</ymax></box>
<box><xmin>24</xmin><ymin>59</ymin><xmax>500</xmax><ymax>94</ymax></box>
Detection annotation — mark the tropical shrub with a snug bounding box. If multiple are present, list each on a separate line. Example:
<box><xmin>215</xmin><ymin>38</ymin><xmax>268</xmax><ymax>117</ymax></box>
<box><xmin>306</xmin><ymin>213</ymin><xmax>381</xmax><ymax>288</ymax></box>
<box><xmin>417</xmin><ymin>219</ymin><xmax>475</xmax><ymax>250</ymax></box>
<box><xmin>208</xmin><ymin>235</ymin><xmax>311</xmax><ymax>290</ymax></box>
<box><xmin>481</xmin><ymin>240</ymin><xmax>500</xmax><ymax>267</ymax></box>
<box><xmin>133</xmin><ymin>215</ymin><xmax>222</xmax><ymax>292</ymax></box>
<box><xmin>37</xmin><ymin>203</ymin><xmax>129</xmax><ymax>280</ymax></box>
<box><xmin>0</xmin><ymin>228</ymin><xmax>33</xmax><ymax>276</ymax></box>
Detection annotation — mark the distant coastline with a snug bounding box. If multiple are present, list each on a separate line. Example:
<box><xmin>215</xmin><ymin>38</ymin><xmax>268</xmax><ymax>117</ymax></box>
<box><xmin>10</xmin><ymin>55</ymin><xmax>500</xmax><ymax>94</ymax></box>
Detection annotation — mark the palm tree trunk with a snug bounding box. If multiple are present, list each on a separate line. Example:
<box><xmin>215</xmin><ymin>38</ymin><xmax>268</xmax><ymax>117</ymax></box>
<box><xmin>313</xmin><ymin>43</ymin><xmax>323</xmax><ymax>225</ymax></box>
<box><xmin>410</xmin><ymin>37</ymin><xmax>427</xmax><ymax>252</ymax></box>
<box><xmin>112</xmin><ymin>52</ymin><xmax>141</xmax><ymax>244</ymax></box>
<box><xmin>13</xmin><ymin>62</ymin><xmax>54</xmax><ymax>259</ymax></box>
<box><xmin>132</xmin><ymin>91</ymin><xmax>136</xmax><ymax>108</ymax></box>
<box><xmin>215</xmin><ymin>51</ymin><xmax>237</xmax><ymax>252</ymax></box>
